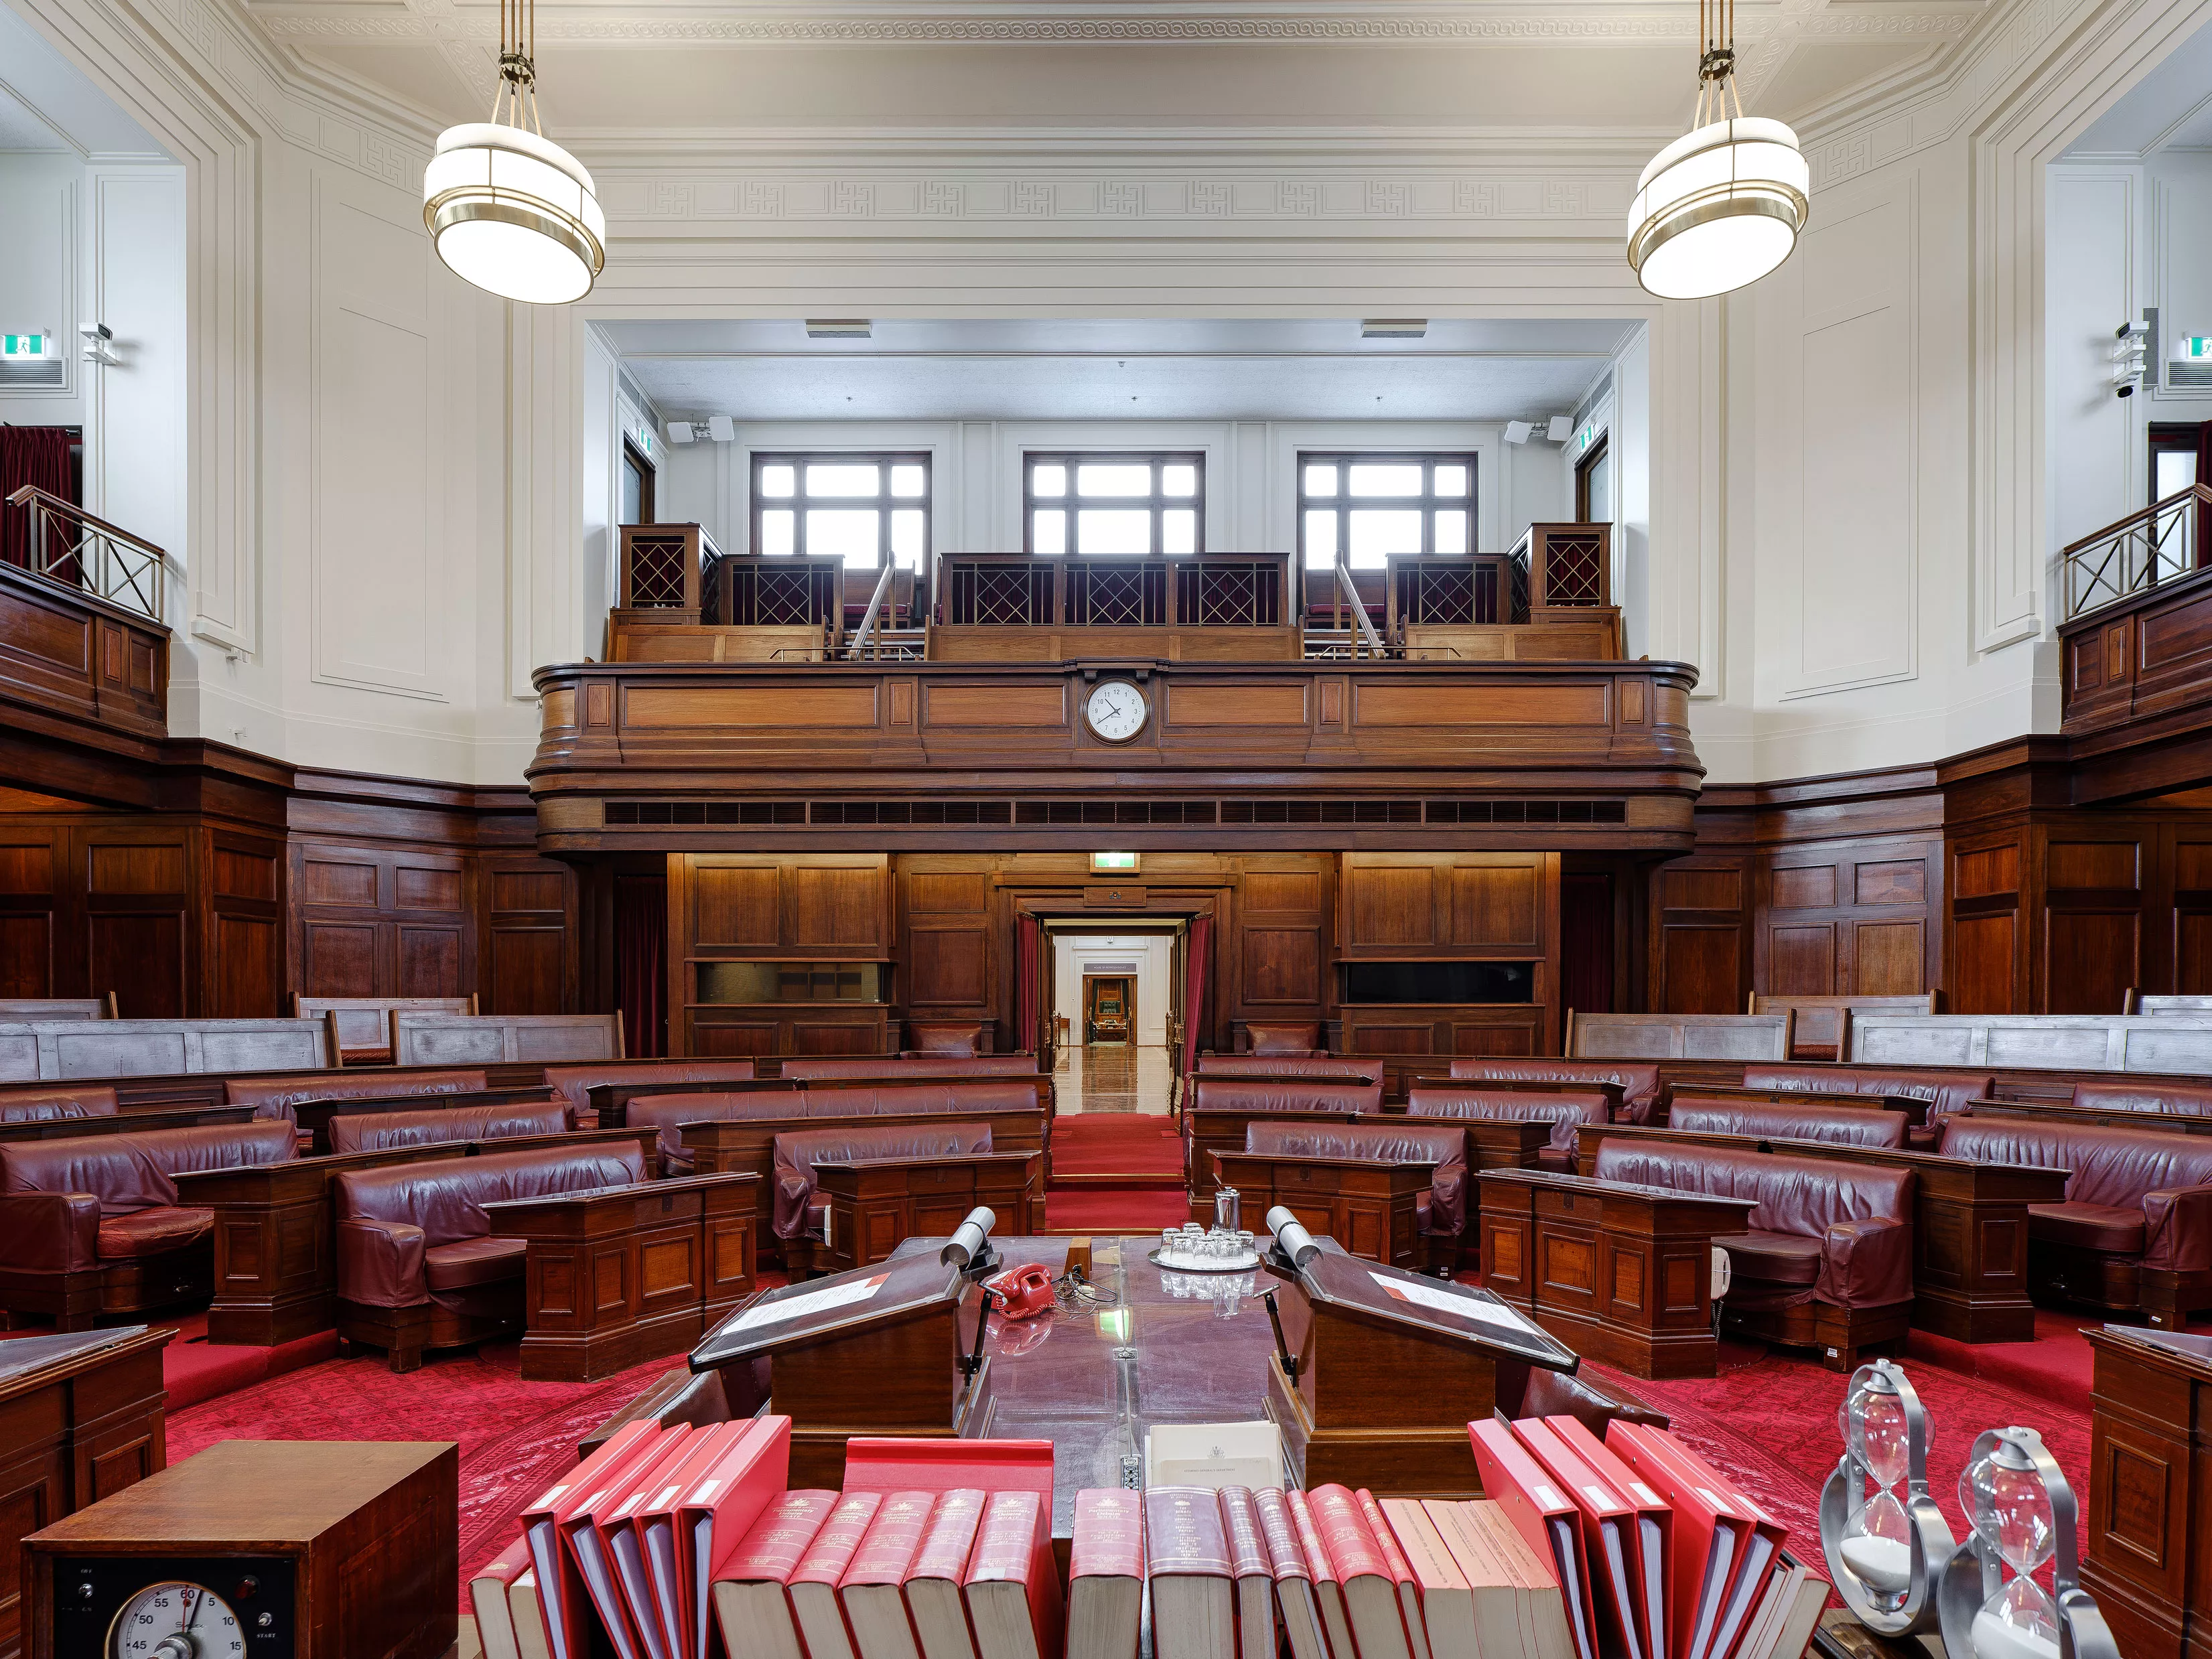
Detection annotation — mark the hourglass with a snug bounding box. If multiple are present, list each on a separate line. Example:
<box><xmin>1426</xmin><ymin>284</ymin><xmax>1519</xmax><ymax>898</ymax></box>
<box><xmin>1819</xmin><ymin>1360</ymin><xmax>1951</xmax><ymax>1635</ymax></box>
<box><xmin>1935</xmin><ymin>1426</ymin><xmax>2120</xmax><ymax>1659</ymax></box>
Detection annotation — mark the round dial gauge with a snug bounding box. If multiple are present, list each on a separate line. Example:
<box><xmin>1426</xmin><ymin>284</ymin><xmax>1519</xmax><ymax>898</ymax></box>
<box><xmin>110</xmin><ymin>1582</ymin><xmax>246</xmax><ymax>1659</ymax></box>
<box><xmin>1085</xmin><ymin>680</ymin><xmax>1149</xmax><ymax>743</ymax></box>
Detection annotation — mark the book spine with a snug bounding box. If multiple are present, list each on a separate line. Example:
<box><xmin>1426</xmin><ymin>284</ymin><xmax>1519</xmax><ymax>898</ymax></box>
<box><xmin>967</xmin><ymin>1492</ymin><xmax>1043</xmax><ymax>1586</ymax></box>
<box><xmin>912</xmin><ymin>1490</ymin><xmax>989</xmax><ymax>1582</ymax></box>
<box><xmin>1070</xmin><ymin>1490</ymin><xmax>1144</xmax><ymax>1582</ymax></box>
<box><xmin>1144</xmin><ymin>1487</ymin><xmax>1232</xmax><ymax>1578</ymax></box>
<box><xmin>1357</xmin><ymin>1490</ymin><xmax>1417</xmax><ymax>1588</ymax></box>
<box><xmin>722</xmin><ymin>1492</ymin><xmax>839</xmax><ymax>1583</ymax></box>
<box><xmin>796</xmin><ymin>1493</ymin><xmax>887</xmax><ymax>1586</ymax></box>
<box><xmin>845</xmin><ymin>1492</ymin><xmax>937</xmax><ymax>1587</ymax></box>
<box><xmin>1219</xmin><ymin>1488</ymin><xmax>1271</xmax><ymax>1581</ymax></box>
<box><xmin>1309</xmin><ymin>1486</ymin><xmax>1390</xmax><ymax>1583</ymax></box>
<box><xmin>1253</xmin><ymin>1490</ymin><xmax>1310</xmax><ymax>1584</ymax></box>
<box><xmin>1286</xmin><ymin>1490</ymin><xmax>1337</xmax><ymax>1589</ymax></box>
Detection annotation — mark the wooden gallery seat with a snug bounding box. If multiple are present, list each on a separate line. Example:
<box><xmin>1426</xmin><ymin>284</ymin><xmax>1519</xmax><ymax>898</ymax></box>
<box><xmin>770</xmin><ymin>1122</ymin><xmax>1035</xmax><ymax>1275</ymax></box>
<box><xmin>540</xmin><ymin>1060</ymin><xmax>758</xmax><ymax>1129</ymax></box>
<box><xmin>293</xmin><ymin>995</ymin><xmax>475</xmax><ymax>1066</ymax></box>
<box><xmin>2068</xmin><ymin>1078</ymin><xmax>2212</xmax><ymax>1118</ymax></box>
<box><xmin>1406</xmin><ymin>1084</ymin><xmax>1614</xmax><ymax>1171</ymax></box>
<box><xmin>1213</xmin><ymin>1121</ymin><xmax>1467</xmax><ymax>1272</ymax></box>
<box><xmin>0</xmin><ymin>1120</ymin><xmax>299</xmax><ymax>1329</ymax></box>
<box><xmin>1448</xmin><ymin>1058</ymin><xmax>1662</xmax><ymax>1123</ymax></box>
<box><xmin>1241</xmin><ymin>1021</ymin><xmax>1326</xmax><ymax>1057</ymax></box>
<box><xmin>902</xmin><ymin>1021</ymin><xmax>993</xmax><ymax>1057</ymax></box>
<box><xmin>1665</xmin><ymin>1095</ymin><xmax>1911</xmax><ymax>1150</ymax></box>
<box><xmin>328</xmin><ymin>1100</ymin><xmax>571</xmax><ymax>1154</ymax></box>
<box><xmin>1589</xmin><ymin>1138</ymin><xmax>1917</xmax><ymax>1370</ymax></box>
<box><xmin>334</xmin><ymin>1141</ymin><xmax>651</xmax><ymax>1370</ymax></box>
<box><xmin>1939</xmin><ymin>1116</ymin><xmax>2212</xmax><ymax>1329</ymax></box>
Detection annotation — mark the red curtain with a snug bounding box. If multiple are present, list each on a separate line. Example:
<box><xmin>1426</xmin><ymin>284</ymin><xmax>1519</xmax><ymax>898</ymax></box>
<box><xmin>1016</xmin><ymin>913</ymin><xmax>1040</xmax><ymax>1055</ymax></box>
<box><xmin>1182</xmin><ymin>913</ymin><xmax>1211</xmax><ymax>1074</ymax></box>
<box><xmin>614</xmin><ymin>875</ymin><xmax>668</xmax><ymax>1058</ymax></box>
<box><xmin>0</xmin><ymin>427</ymin><xmax>75</xmax><ymax>574</ymax></box>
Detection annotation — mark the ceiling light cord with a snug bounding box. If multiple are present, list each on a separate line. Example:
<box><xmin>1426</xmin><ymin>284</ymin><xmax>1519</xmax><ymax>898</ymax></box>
<box><xmin>1694</xmin><ymin>0</ymin><xmax>1742</xmax><ymax>128</ymax></box>
<box><xmin>492</xmin><ymin>0</ymin><xmax>543</xmax><ymax>137</ymax></box>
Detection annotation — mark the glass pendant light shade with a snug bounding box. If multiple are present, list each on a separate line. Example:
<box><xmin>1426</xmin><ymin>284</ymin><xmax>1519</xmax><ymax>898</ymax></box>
<box><xmin>1627</xmin><ymin>116</ymin><xmax>1808</xmax><ymax>299</ymax></box>
<box><xmin>424</xmin><ymin>123</ymin><xmax>605</xmax><ymax>305</ymax></box>
<box><xmin>421</xmin><ymin>0</ymin><xmax>604</xmax><ymax>305</ymax></box>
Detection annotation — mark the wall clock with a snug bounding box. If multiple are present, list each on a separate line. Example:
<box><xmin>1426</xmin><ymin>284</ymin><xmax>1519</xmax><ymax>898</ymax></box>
<box><xmin>1084</xmin><ymin>680</ymin><xmax>1150</xmax><ymax>743</ymax></box>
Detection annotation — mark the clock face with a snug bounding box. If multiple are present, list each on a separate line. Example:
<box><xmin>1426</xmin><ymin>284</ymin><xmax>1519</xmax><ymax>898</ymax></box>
<box><xmin>111</xmin><ymin>1583</ymin><xmax>246</xmax><ymax>1658</ymax></box>
<box><xmin>1085</xmin><ymin>680</ymin><xmax>1149</xmax><ymax>743</ymax></box>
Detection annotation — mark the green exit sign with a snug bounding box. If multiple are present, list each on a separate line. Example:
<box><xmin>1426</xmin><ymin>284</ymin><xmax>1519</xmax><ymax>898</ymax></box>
<box><xmin>1</xmin><ymin>334</ymin><xmax>46</xmax><ymax>358</ymax></box>
<box><xmin>2181</xmin><ymin>338</ymin><xmax>2212</xmax><ymax>362</ymax></box>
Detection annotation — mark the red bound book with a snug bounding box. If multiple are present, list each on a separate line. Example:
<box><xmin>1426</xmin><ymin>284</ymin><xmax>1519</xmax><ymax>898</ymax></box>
<box><xmin>523</xmin><ymin>1421</ymin><xmax>661</xmax><ymax>1659</ymax></box>
<box><xmin>1312</xmin><ymin>1485</ymin><xmax>1411</xmax><ymax>1659</ymax></box>
<box><xmin>1359</xmin><ymin>1488</ymin><xmax>1431</xmax><ymax>1659</ymax></box>
<box><xmin>792</xmin><ymin>1491</ymin><xmax>886</xmax><ymax>1659</ymax></box>
<box><xmin>1145</xmin><ymin>1486</ymin><xmax>1235</xmax><ymax>1659</ymax></box>
<box><xmin>908</xmin><ymin>1489</ymin><xmax>989</xmax><ymax>1659</ymax></box>
<box><xmin>839</xmin><ymin>1490</ymin><xmax>939</xmax><ymax>1659</ymax></box>
<box><xmin>1218</xmin><ymin>1488</ymin><xmax>1276</xmax><ymax>1659</ymax></box>
<box><xmin>472</xmin><ymin>1538</ymin><xmax>533</xmax><ymax>1659</ymax></box>
<box><xmin>1467</xmin><ymin>1419</ymin><xmax>1598</xmax><ymax>1659</ymax></box>
<box><xmin>1287</xmin><ymin>1487</ymin><xmax>1357</xmax><ymax>1659</ymax></box>
<box><xmin>711</xmin><ymin>1490</ymin><xmax>839</xmax><ymax>1659</ymax></box>
<box><xmin>1252</xmin><ymin>1490</ymin><xmax>1325</xmax><ymax>1659</ymax></box>
<box><xmin>1068</xmin><ymin>1489</ymin><xmax>1144</xmax><ymax>1659</ymax></box>
<box><xmin>964</xmin><ymin>1490</ymin><xmax>1056</xmax><ymax>1659</ymax></box>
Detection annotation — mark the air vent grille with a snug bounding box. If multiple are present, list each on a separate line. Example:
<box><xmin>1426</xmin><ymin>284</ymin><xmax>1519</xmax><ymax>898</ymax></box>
<box><xmin>603</xmin><ymin>797</ymin><xmax>1626</xmax><ymax>828</ymax></box>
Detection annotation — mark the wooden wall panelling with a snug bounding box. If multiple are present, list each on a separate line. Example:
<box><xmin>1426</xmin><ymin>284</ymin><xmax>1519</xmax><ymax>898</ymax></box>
<box><xmin>896</xmin><ymin>859</ymin><xmax>997</xmax><ymax>1044</ymax></box>
<box><xmin>1755</xmin><ymin>834</ymin><xmax>1943</xmax><ymax>1001</ymax></box>
<box><xmin>1227</xmin><ymin>857</ymin><xmax>1333</xmax><ymax>1041</ymax></box>
<box><xmin>204</xmin><ymin>831</ymin><xmax>285</xmax><ymax>1016</ymax></box>
<box><xmin>77</xmin><ymin>826</ymin><xmax>194</xmax><ymax>1019</ymax></box>
<box><xmin>2038</xmin><ymin>823</ymin><xmax>2150</xmax><ymax>1016</ymax></box>
<box><xmin>291</xmin><ymin>839</ymin><xmax>475</xmax><ymax>1007</ymax></box>
<box><xmin>671</xmin><ymin>854</ymin><xmax>891</xmax><ymax>1056</ymax></box>
<box><xmin>1336</xmin><ymin>853</ymin><xmax>1559</xmax><ymax>1054</ymax></box>
<box><xmin>1648</xmin><ymin>855</ymin><xmax>1751</xmax><ymax>1017</ymax></box>
<box><xmin>0</xmin><ymin>826</ymin><xmax>64</xmax><ymax>999</ymax></box>
<box><xmin>2168</xmin><ymin>823</ymin><xmax>2212</xmax><ymax>995</ymax></box>
<box><xmin>480</xmin><ymin>853</ymin><xmax>579</xmax><ymax>1016</ymax></box>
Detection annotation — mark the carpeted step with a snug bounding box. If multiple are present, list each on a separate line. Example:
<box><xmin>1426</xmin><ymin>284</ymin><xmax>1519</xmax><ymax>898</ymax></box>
<box><xmin>1047</xmin><ymin>1170</ymin><xmax>1186</xmax><ymax>1189</ymax></box>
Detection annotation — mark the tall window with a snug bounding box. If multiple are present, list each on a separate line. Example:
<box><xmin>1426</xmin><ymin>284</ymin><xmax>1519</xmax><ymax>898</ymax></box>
<box><xmin>752</xmin><ymin>452</ymin><xmax>930</xmax><ymax>569</ymax></box>
<box><xmin>620</xmin><ymin>438</ymin><xmax>654</xmax><ymax>524</ymax></box>
<box><xmin>1575</xmin><ymin>435</ymin><xmax>1612</xmax><ymax>523</ymax></box>
<box><xmin>1298</xmin><ymin>453</ymin><xmax>1475</xmax><ymax>571</ymax></box>
<box><xmin>1025</xmin><ymin>452</ymin><xmax>1202</xmax><ymax>555</ymax></box>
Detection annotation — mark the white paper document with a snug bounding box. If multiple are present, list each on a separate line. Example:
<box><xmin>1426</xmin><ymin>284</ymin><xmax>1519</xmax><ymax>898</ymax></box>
<box><xmin>730</xmin><ymin>1272</ymin><xmax>889</xmax><ymax>1332</ymax></box>
<box><xmin>1370</xmin><ymin>1271</ymin><xmax>1545</xmax><ymax>1340</ymax></box>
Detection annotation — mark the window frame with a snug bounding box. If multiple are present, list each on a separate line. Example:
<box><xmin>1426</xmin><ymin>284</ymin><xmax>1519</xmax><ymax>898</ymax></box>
<box><xmin>1022</xmin><ymin>450</ymin><xmax>1206</xmax><ymax>556</ymax></box>
<box><xmin>1574</xmin><ymin>434</ymin><xmax>1611</xmax><ymax>523</ymax></box>
<box><xmin>748</xmin><ymin>449</ymin><xmax>934</xmax><ymax>571</ymax></box>
<box><xmin>2150</xmin><ymin>423</ymin><xmax>2203</xmax><ymax>506</ymax></box>
<box><xmin>620</xmin><ymin>436</ymin><xmax>656</xmax><ymax>526</ymax></box>
<box><xmin>1295</xmin><ymin>450</ymin><xmax>1479</xmax><ymax>573</ymax></box>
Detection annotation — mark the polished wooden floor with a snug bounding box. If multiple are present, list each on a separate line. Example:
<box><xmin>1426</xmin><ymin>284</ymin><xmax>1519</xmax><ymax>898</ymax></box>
<box><xmin>1058</xmin><ymin>1043</ymin><xmax>1174</xmax><ymax>1115</ymax></box>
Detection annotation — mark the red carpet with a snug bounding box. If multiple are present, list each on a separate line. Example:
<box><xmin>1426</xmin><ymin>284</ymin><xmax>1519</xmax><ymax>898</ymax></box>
<box><xmin>2</xmin><ymin>1311</ymin><xmax>339</xmax><ymax>1412</ymax></box>
<box><xmin>1045</xmin><ymin>1185</ymin><xmax>1192</xmax><ymax>1230</ymax></box>
<box><xmin>1904</xmin><ymin>1306</ymin><xmax>2099</xmax><ymax>1413</ymax></box>
<box><xmin>1049</xmin><ymin>1113</ymin><xmax>1184</xmax><ymax>1182</ymax></box>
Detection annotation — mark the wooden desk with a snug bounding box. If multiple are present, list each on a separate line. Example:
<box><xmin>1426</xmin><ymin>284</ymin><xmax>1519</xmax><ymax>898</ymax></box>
<box><xmin>0</xmin><ymin>1327</ymin><xmax>170</xmax><ymax>1659</ymax></box>
<box><xmin>1477</xmin><ymin>1167</ymin><xmax>1754</xmax><ymax>1379</ymax></box>
<box><xmin>592</xmin><ymin>1071</ymin><xmax>1055</xmax><ymax>1127</ymax></box>
<box><xmin>1184</xmin><ymin>1107</ymin><xmax>1367</xmax><ymax>1219</ymax></box>
<box><xmin>175</xmin><ymin>1127</ymin><xmax>658</xmax><ymax>1346</ymax></box>
<box><xmin>1209</xmin><ymin>1150</ymin><xmax>1434</xmax><ymax>1269</ymax></box>
<box><xmin>1571</xmin><ymin>1122</ymin><xmax>2065</xmax><ymax>1344</ymax></box>
<box><xmin>1961</xmin><ymin>1098</ymin><xmax>2212</xmax><ymax>1137</ymax></box>
<box><xmin>1658</xmin><ymin>1082</ymin><xmax>1927</xmax><ymax>1128</ymax></box>
<box><xmin>2081</xmin><ymin>1325</ymin><xmax>2212</xmax><ymax>1659</ymax></box>
<box><xmin>482</xmin><ymin>1172</ymin><xmax>758</xmax><ymax>1382</ymax></box>
<box><xmin>295</xmin><ymin>1085</ymin><xmax>567</xmax><ymax>1152</ymax></box>
<box><xmin>816</xmin><ymin>1153</ymin><xmax>1038</xmax><ymax>1273</ymax></box>
<box><xmin>0</xmin><ymin>1104</ymin><xmax>259</xmax><ymax>1145</ymax></box>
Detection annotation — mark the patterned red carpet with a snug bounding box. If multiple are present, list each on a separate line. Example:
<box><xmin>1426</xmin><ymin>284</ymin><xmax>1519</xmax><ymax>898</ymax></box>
<box><xmin>1044</xmin><ymin>1111</ymin><xmax>1190</xmax><ymax>1229</ymax></box>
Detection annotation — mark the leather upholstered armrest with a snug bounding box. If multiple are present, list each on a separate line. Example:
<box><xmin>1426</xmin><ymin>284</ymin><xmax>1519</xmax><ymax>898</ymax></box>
<box><xmin>1817</xmin><ymin>1215</ymin><xmax>1911</xmax><ymax>1309</ymax></box>
<box><xmin>773</xmin><ymin>1173</ymin><xmax>817</xmax><ymax>1240</ymax></box>
<box><xmin>1428</xmin><ymin>1166</ymin><xmax>1466</xmax><ymax>1235</ymax></box>
<box><xmin>2143</xmin><ymin>1184</ymin><xmax>2212</xmax><ymax>1273</ymax></box>
<box><xmin>336</xmin><ymin>1217</ymin><xmax>428</xmax><ymax>1307</ymax></box>
<box><xmin>0</xmin><ymin>1191</ymin><xmax>101</xmax><ymax>1273</ymax></box>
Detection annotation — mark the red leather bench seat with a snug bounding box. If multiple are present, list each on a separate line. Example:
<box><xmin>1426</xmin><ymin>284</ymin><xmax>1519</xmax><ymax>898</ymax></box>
<box><xmin>0</xmin><ymin>1119</ymin><xmax>299</xmax><ymax>1273</ymax></box>
<box><xmin>1667</xmin><ymin>1095</ymin><xmax>1910</xmax><ymax>1150</ymax></box>
<box><xmin>0</xmin><ymin>1085</ymin><xmax>119</xmax><ymax>1125</ymax></box>
<box><xmin>1448</xmin><ymin>1060</ymin><xmax>1663</xmax><ymax>1123</ymax></box>
<box><xmin>1406</xmin><ymin>1086</ymin><xmax>1613</xmax><ymax>1170</ymax></box>
<box><xmin>629</xmin><ymin>1080</ymin><xmax>1037</xmax><ymax>1173</ymax></box>
<box><xmin>904</xmin><ymin>1022</ymin><xmax>987</xmax><ymax>1057</ymax></box>
<box><xmin>542</xmin><ymin>1060</ymin><xmax>756</xmax><ymax>1127</ymax></box>
<box><xmin>333</xmin><ymin>1141</ymin><xmax>648</xmax><ymax>1311</ymax></box>
<box><xmin>1243</xmin><ymin>1121</ymin><xmax>1468</xmax><ymax>1236</ymax></box>
<box><xmin>329</xmin><ymin>1100</ymin><xmax>570</xmax><ymax>1155</ymax></box>
<box><xmin>1188</xmin><ymin>1076</ymin><xmax>1384</xmax><ymax>1114</ymax></box>
<box><xmin>771</xmin><ymin>1121</ymin><xmax>995</xmax><ymax>1240</ymax></box>
<box><xmin>1245</xmin><ymin>1022</ymin><xmax>1325</xmax><ymax>1057</ymax></box>
<box><xmin>223</xmin><ymin>1068</ymin><xmax>490</xmax><ymax>1123</ymax></box>
<box><xmin>2069</xmin><ymin>1079</ymin><xmax>2212</xmax><ymax>1118</ymax></box>
<box><xmin>1939</xmin><ymin>1117</ymin><xmax>2212</xmax><ymax>1271</ymax></box>
<box><xmin>1591</xmin><ymin>1139</ymin><xmax>1915</xmax><ymax>1313</ymax></box>
<box><xmin>779</xmin><ymin>1055</ymin><xmax>1039</xmax><ymax>1080</ymax></box>
<box><xmin>1744</xmin><ymin>1064</ymin><xmax>1990</xmax><ymax>1123</ymax></box>
<box><xmin>1194</xmin><ymin>1056</ymin><xmax>1375</xmax><ymax>1078</ymax></box>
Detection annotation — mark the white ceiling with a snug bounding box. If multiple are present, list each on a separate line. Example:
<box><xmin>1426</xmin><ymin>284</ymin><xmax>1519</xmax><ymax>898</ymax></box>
<box><xmin>0</xmin><ymin>5</ymin><xmax>165</xmax><ymax>157</ymax></box>
<box><xmin>604</xmin><ymin>317</ymin><xmax>1629</xmax><ymax>421</ymax></box>
<box><xmin>2067</xmin><ymin>13</ymin><xmax>2212</xmax><ymax>157</ymax></box>
<box><xmin>238</xmin><ymin>0</ymin><xmax>1992</xmax><ymax>139</ymax></box>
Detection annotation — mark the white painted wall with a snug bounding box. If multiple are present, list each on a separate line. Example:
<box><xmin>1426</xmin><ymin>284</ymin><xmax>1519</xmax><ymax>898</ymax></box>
<box><xmin>0</xmin><ymin>152</ymin><xmax>84</xmax><ymax>427</ymax></box>
<box><xmin>1052</xmin><ymin>933</ymin><xmax>1173</xmax><ymax>1046</ymax></box>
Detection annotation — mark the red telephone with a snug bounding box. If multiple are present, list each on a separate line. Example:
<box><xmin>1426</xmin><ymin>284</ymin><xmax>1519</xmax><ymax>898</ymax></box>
<box><xmin>983</xmin><ymin>1263</ymin><xmax>1056</xmax><ymax>1321</ymax></box>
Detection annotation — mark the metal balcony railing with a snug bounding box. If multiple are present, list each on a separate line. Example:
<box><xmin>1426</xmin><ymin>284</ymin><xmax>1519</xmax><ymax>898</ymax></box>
<box><xmin>5</xmin><ymin>485</ymin><xmax>172</xmax><ymax>626</ymax></box>
<box><xmin>2061</xmin><ymin>484</ymin><xmax>2212</xmax><ymax>624</ymax></box>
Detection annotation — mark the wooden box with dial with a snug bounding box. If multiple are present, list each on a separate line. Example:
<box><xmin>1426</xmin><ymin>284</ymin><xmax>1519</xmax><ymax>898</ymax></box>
<box><xmin>23</xmin><ymin>1440</ymin><xmax>456</xmax><ymax>1659</ymax></box>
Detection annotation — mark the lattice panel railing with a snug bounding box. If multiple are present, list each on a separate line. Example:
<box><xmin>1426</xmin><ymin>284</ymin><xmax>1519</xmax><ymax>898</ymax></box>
<box><xmin>1539</xmin><ymin>532</ymin><xmax>1608</xmax><ymax>605</ymax></box>
<box><xmin>729</xmin><ymin>562</ymin><xmax>837</xmax><ymax>627</ymax></box>
<box><xmin>948</xmin><ymin>560</ymin><xmax>1055</xmax><ymax>625</ymax></box>
<box><xmin>1068</xmin><ymin>561</ymin><xmax>1166</xmax><ymax>626</ymax></box>
<box><xmin>1177</xmin><ymin>560</ymin><xmax>1282</xmax><ymax>627</ymax></box>
<box><xmin>1399</xmin><ymin>563</ymin><xmax>1476</xmax><ymax>625</ymax></box>
<box><xmin>626</xmin><ymin>535</ymin><xmax>693</xmax><ymax>607</ymax></box>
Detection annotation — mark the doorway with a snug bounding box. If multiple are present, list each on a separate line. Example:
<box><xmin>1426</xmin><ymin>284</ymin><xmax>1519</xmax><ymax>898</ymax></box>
<box><xmin>1084</xmin><ymin>974</ymin><xmax>1134</xmax><ymax>1043</ymax></box>
<box><xmin>1046</xmin><ymin>922</ymin><xmax>1182</xmax><ymax>1115</ymax></box>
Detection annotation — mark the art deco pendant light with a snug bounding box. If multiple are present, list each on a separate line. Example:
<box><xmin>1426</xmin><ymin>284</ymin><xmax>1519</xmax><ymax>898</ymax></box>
<box><xmin>1627</xmin><ymin>0</ymin><xmax>1809</xmax><ymax>299</ymax></box>
<box><xmin>422</xmin><ymin>0</ymin><xmax>606</xmax><ymax>304</ymax></box>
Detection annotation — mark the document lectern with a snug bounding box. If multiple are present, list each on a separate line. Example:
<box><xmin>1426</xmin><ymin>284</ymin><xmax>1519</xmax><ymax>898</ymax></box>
<box><xmin>690</xmin><ymin>1248</ymin><xmax>990</xmax><ymax>1487</ymax></box>
<box><xmin>1261</xmin><ymin>1239</ymin><xmax>1580</xmax><ymax>1497</ymax></box>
